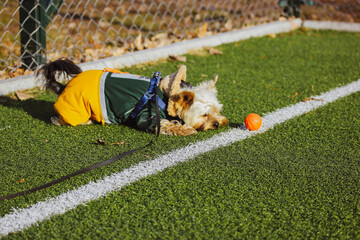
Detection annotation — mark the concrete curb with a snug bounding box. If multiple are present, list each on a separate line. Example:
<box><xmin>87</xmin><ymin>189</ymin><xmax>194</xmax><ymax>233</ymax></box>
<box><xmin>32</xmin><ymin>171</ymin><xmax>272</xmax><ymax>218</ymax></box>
<box><xmin>0</xmin><ymin>19</ymin><xmax>302</xmax><ymax>95</ymax></box>
<box><xmin>80</xmin><ymin>19</ymin><xmax>303</xmax><ymax>71</ymax></box>
<box><xmin>302</xmin><ymin>20</ymin><xmax>360</xmax><ymax>32</ymax></box>
<box><xmin>3</xmin><ymin>19</ymin><xmax>359</xmax><ymax>96</ymax></box>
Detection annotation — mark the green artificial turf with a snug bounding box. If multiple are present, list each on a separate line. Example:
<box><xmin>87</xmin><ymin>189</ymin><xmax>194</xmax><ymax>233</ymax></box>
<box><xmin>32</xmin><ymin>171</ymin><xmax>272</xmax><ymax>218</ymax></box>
<box><xmin>8</xmin><ymin>91</ymin><xmax>359</xmax><ymax>240</ymax></box>
<box><xmin>1</xmin><ymin>29</ymin><xmax>360</xmax><ymax>238</ymax></box>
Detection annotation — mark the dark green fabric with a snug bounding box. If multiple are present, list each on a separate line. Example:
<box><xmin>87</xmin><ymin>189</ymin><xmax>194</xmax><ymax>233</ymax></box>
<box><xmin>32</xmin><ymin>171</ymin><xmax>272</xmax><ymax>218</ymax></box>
<box><xmin>104</xmin><ymin>73</ymin><xmax>167</xmax><ymax>133</ymax></box>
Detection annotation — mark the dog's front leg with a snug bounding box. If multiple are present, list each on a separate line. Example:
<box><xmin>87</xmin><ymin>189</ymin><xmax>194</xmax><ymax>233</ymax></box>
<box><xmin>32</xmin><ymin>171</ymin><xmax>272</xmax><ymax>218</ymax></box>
<box><xmin>51</xmin><ymin>116</ymin><xmax>66</xmax><ymax>126</ymax></box>
<box><xmin>159</xmin><ymin>119</ymin><xmax>197</xmax><ymax>136</ymax></box>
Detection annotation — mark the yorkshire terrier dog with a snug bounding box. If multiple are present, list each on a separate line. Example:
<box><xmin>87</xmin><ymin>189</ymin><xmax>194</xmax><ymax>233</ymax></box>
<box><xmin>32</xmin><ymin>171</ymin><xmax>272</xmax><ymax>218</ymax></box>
<box><xmin>36</xmin><ymin>58</ymin><xmax>228</xmax><ymax>136</ymax></box>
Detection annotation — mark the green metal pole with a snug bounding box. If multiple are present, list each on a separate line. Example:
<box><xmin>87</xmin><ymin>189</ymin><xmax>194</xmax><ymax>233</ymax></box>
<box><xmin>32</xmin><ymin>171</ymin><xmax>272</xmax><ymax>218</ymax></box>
<box><xmin>19</xmin><ymin>0</ymin><xmax>45</xmax><ymax>70</ymax></box>
<box><xmin>19</xmin><ymin>0</ymin><xmax>63</xmax><ymax>70</ymax></box>
<box><xmin>279</xmin><ymin>0</ymin><xmax>313</xmax><ymax>18</ymax></box>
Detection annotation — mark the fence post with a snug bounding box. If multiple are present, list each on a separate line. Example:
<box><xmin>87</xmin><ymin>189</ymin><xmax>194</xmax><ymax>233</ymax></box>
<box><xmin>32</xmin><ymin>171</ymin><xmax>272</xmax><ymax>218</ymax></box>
<box><xmin>279</xmin><ymin>0</ymin><xmax>314</xmax><ymax>18</ymax></box>
<box><xmin>19</xmin><ymin>0</ymin><xmax>63</xmax><ymax>70</ymax></box>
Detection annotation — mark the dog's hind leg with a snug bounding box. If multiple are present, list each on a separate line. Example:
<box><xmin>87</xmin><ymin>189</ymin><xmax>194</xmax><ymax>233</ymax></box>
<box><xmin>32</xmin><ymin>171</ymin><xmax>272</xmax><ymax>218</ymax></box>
<box><xmin>160</xmin><ymin>119</ymin><xmax>197</xmax><ymax>136</ymax></box>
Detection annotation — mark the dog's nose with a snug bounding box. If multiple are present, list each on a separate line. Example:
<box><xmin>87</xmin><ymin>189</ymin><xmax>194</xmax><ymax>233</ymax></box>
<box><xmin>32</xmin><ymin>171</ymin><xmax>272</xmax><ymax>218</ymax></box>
<box><xmin>213</xmin><ymin>122</ymin><xmax>219</xmax><ymax>128</ymax></box>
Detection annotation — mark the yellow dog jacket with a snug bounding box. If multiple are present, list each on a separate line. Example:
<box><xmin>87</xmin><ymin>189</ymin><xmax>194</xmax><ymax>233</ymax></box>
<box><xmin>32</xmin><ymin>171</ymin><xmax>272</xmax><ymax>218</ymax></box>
<box><xmin>54</xmin><ymin>69</ymin><xmax>167</xmax><ymax>132</ymax></box>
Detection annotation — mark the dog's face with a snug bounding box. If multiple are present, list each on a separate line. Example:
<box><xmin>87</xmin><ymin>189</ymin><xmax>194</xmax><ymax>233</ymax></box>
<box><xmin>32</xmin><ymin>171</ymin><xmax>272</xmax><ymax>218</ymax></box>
<box><xmin>169</xmin><ymin>76</ymin><xmax>229</xmax><ymax>131</ymax></box>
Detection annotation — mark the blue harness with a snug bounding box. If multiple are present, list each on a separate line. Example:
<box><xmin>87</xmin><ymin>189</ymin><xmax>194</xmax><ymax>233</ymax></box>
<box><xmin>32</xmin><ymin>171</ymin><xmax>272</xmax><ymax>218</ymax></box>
<box><xmin>128</xmin><ymin>72</ymin><xmax>167</xmax><ymax>121</ymax></box>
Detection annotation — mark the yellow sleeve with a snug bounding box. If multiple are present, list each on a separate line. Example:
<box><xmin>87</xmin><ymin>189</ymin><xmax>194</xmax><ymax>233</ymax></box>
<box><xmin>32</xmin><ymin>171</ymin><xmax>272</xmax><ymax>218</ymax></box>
<box><xmin>53</xmin><ymin>70</ymin><xmax>103</xmax><ymax>126</ymax></box>
<box><xmin>54</xmin><ymin>91</ymin><xmax>92</xmax><ymax>126</ymax></box>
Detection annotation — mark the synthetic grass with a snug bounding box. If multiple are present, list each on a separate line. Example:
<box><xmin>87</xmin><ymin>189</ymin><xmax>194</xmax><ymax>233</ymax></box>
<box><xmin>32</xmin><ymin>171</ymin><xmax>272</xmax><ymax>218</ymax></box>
<box><xmin>0</xmin><ymin>29</ymin><xmax>359</xmax><ymax>237</ymax></box>
<box><xmin>7</xmin><ymin>90</ymin><xmax>359</xmax><ymax>239</ymax></box>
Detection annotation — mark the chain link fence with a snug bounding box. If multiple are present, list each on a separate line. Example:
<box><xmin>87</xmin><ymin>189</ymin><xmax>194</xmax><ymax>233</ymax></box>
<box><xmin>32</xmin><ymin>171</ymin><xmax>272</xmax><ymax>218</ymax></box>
<box><xmin>1</xmin><ymin>0</ymin><xmax>359</xmax><ymax>80</ymax></box>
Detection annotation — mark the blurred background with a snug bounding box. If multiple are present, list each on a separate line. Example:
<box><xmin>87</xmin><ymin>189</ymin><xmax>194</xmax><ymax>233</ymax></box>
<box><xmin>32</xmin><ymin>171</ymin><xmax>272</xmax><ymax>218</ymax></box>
<box><xmin>0</xmin><ymin>0</ymin><xmax>359</xmax><ymax>80</ymax></box>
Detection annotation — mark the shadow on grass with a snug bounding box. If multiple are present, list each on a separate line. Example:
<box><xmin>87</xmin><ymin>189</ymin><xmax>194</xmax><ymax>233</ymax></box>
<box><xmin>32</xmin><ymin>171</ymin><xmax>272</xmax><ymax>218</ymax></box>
<box><xmin>0</xmin><ymin>96</ymin><xmax>56</xmax><ymax>123</ymax></box>
<box><xmin>229</xmin><ymin>122</ymin><xmax>247</xmax><ymax>130</ymax></box>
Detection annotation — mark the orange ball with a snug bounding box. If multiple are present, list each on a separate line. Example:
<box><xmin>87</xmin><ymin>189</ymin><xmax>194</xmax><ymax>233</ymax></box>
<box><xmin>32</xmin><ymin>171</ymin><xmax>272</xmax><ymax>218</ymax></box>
<box><xmin>245</xmin><ymin>113</ymin><xmax>262</xmax><ymax>131</ymax></box>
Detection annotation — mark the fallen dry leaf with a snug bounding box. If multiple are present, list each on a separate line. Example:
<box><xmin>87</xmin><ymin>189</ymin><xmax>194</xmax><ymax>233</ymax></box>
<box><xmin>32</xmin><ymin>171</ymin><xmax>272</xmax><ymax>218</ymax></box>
<box><xmin>15</xmin><ymin>91</ymin><xmax>34</xmax><ymax>101</ymax></box>
<box><xmin>169</xmin><ymin>55</ymin><xmax>187</xmax><ymax>62</ymax></box>
<box><xmin>17</xmin><ymin>178</ymin><xmax>25</xmax><ymax>183</ymax></box>
<box><xmin>134</xmin><ymin>33</ymin><xmax>144</xmax><ymax>50</ymax></box>
<box><xmin>208</xmin><ymin>48</ymin><xmax>223</xmax><ymax>55</ymax></box>
<box><xmin>24</xmin><ymin>69</ymin><xmax>33</xmax><ymax>75</ymax></box>
<box><xmin>152</xmin><ymin>32</ymin><xmax>168</xmax><ymax>41</ymax></box>
<box><xmin>96</xmin><ymin>138</ymin><xmax>106</xmax><ymax>145</ymax></box>
<box><xmin>289</xmin><ymin>92</ymin><xmax>300</xmax><ymax>99</ymax></box>
<box><xmin>196</xmin><ymin>23</ymin><xmax>208</xmax><ymax>38</ymax></box>
<box><xmin>151</xmin><ymin>32</ymin><xmax>171</xmax><ymax>47</ymax></box>
<box><xmin>302</xmin><ymin>98</ymin><xmax>324</xmax><ymax>102</ymax></box>
<box><xmin>224</xmin><ymin>19</ymin><xmax>233</xmax><ymax>31</ymax></box>
<box><xmin>144</xmin><ymin>38</ymin><xmax>155</xmax><ymax>49</ymax></box>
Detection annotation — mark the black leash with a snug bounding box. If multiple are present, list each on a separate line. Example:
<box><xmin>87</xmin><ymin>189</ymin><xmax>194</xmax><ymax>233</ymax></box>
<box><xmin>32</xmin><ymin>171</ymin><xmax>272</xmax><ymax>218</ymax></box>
<box><xmin>0</xmin><ymin>143</ymin><xmax>153</xmax><ymax>202</ymax></box>
<box><xmin>0</xmin><ymin>72</ymin><xmax>163</xmax><ymax>202</ymax></box>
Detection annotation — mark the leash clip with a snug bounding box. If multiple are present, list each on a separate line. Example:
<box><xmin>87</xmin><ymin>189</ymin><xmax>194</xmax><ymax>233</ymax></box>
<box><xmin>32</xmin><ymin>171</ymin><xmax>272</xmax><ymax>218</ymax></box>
<box><xmin>128</xmin><ymin>71</ymin><xmax>166</xmax><ymax>121</ymax></box>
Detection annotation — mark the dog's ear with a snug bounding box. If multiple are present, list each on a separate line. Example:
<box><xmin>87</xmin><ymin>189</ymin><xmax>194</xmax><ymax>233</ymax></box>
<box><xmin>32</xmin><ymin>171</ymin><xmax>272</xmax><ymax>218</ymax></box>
<box><xmin>159</xmin><ymin>65</ymin><xmax>187</xmax><ymax>98</ymax></box>
<box><xmin>211</xmin><ymin>75</ymin><xmax>218</xmax><ymax>85</ymax></box>
<box><xmin>198</xmin><ymin>75</ymin><xmax>218</xmax><ymax>90</ymax></box>
<box><xmin>167</xmin><ymin>91</ymin><xmax>194</xmax><ymax>117</ymax></box>
<box><xmin>208</xmin><ymin>75</ymin><xmax>218</xmax><ymax>90</ymax></box>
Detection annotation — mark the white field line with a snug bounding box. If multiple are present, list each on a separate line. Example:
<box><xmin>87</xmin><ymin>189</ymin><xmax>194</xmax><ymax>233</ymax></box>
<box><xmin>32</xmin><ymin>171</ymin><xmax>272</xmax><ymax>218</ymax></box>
<box><xmin>1</xmin><ymin>79</ymin><xmax>360</xmax><ymax>237</ymax></box>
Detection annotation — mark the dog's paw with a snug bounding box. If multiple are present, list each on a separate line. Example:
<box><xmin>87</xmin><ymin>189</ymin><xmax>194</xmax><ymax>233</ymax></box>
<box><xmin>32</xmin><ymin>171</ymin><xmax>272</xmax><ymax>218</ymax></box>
<box><xmin>79</xmin><ymin>119</ymin><xmax>93</xmax><ymax>125</ymax></box>
<box><xmin>177</xmin><ymin>124</ymin><xmax>198</xmax><ymax>136</ymax></box>
<box><xmin>51</xmin><ymin>116</ymin><xmax>61</xmax><ymax>126</ymax></box>
<box><xmin>160</xmin><ymin>119</ymin><xmax>197</xmax><ymax>136</ymax></box>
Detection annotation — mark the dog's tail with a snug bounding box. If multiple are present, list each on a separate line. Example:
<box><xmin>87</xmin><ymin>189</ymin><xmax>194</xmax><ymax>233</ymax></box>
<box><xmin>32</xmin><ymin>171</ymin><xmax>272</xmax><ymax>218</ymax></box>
<box><xmin>36</xmin><ymin>58</ymin><xmax>82</xmax><ymax>95</ymax></box>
